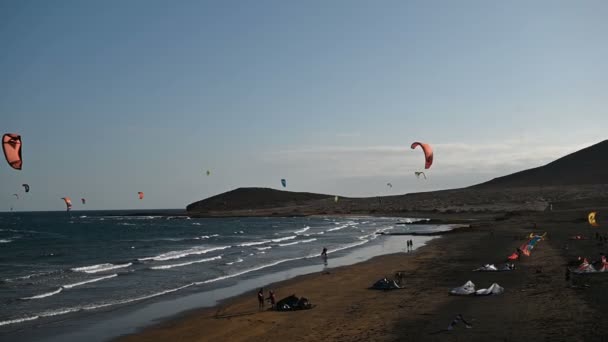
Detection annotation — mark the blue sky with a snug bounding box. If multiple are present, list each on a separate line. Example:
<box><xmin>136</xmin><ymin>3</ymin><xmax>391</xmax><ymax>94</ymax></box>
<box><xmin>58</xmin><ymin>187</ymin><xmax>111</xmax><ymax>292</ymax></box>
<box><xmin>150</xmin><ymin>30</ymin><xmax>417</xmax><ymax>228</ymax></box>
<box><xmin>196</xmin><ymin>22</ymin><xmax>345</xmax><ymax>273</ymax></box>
<box><xmin>1</xmin><ymin>0</ymin><xmax>607</xmax><ymax>211</ymax></box>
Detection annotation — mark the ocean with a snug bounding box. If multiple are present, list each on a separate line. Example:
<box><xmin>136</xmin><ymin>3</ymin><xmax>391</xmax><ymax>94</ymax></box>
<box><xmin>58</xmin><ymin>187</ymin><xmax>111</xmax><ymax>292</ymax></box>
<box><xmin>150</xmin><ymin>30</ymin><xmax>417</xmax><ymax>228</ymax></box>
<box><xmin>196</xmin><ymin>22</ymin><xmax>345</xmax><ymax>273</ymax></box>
<box><xmin>0</xmin><ymin>211</ymin><xmax>443</xmax><ymax>341</ymax></box>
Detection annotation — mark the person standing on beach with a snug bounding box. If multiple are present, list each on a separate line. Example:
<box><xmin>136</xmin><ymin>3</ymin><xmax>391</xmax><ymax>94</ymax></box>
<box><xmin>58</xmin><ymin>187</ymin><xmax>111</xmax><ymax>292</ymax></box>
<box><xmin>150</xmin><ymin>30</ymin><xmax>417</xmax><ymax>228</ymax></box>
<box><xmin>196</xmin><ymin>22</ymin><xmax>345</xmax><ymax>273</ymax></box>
<box><xmin>258</xmin><ymin>288</ymin><xmax>265</xmax><ymax>310</ymax></box>
<box><xmin>267</xmin><ymin>290</ymin><xmax>276</xmax><ymax>310</ymax></box>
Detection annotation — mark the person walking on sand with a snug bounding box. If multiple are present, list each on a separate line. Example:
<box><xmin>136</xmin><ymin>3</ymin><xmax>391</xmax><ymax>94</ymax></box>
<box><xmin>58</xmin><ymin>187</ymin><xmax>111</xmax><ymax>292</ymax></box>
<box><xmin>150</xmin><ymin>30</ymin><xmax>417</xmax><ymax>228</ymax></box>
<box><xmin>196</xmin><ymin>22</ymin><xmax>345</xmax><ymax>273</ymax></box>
<box><xmin>321</xmin><ymin>247</ymin><xmax>328</xmax><ymax>257</ymax></box>
<box><xmin>258</xmin><ymin>288</ymin><xmax>265</xmax><ymax>310</ymax></box>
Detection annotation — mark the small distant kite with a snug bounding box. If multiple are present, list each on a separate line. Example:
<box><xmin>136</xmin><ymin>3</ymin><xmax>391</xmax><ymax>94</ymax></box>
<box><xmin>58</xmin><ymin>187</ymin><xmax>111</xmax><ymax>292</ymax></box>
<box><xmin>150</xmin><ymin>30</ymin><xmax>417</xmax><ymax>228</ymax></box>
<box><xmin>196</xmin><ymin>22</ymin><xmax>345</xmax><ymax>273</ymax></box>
<box><xmin>415</xmin><ymin>171</ymin><xmax>427</xmax><ymax>180</ymax></box>
<box><xmin>589</xmin><ymin>212</ymin><xmax>599</xmax><ymax>227</ymax></box>
<box><xmin>281</xmin><ymin>179</ymin><xmax>286</xmax><ymax>188</ymax></box>
<box><xmin>12</xmin><ymin>194</ymin><xmax>19</xmax><ymax>199</ymax></box>
<box><xmin>81</xmin><ymin>198</ymin><xmax>86</xmax><ymax>205</ymax></box>
<box><xmin>411</xmin><ymin>142</ymin><xmax>433</xmax><ymax>169</ymax></box>
<box><xmin>387</xmin><ymin>183</ymin><xmax>393</xmax><ymax>188</ymax></box>
<box><xmin>138</xmin><ymin>192</ymin><xmax>144</xmax><ymax>200</ymax></box>
<box><xmin>206</xmin><ymin>170</ymin><xmax>210</xmax><ymax>176</ymax></box>
<box><xmin>61</xmin><ymin>197</ymin><xmax>72</xmax><ymax>211</ymax></box>
<box><xmin>334</xmin><ymin>196</ymin><xmax>339</xmax><ymax>203</ymax></box>
<box><xmin>22</xmin><ymin>184</ymin><xmax>30</xmax><ymax>192</ymax></box>
<box><xmin>2</xmin><ymin>133</ymin><xmax>22</xmax><ymax>170</ymax></box>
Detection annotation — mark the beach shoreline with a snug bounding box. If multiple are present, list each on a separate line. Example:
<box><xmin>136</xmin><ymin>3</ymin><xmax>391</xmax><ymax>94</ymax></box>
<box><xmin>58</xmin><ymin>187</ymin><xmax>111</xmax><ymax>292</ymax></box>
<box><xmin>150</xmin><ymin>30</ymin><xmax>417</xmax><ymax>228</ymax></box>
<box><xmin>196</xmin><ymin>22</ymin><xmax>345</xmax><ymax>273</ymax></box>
<box><xmin>117</xmin><ymin>210</ymin><xmax>608</xmax><ymax>341</ymax></box>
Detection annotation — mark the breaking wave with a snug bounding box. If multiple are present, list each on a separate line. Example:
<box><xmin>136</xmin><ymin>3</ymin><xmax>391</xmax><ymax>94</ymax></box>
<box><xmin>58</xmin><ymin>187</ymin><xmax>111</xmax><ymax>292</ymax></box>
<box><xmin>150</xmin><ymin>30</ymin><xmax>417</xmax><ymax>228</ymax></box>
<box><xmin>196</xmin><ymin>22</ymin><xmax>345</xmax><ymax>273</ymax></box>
<box><xmin>150</xmin><ymin>256</ymin><xmax>222</xmax><ymax>270</ymax></box>
<box><xmin>71</xmin><ymin>263</ymin><xmax>132</xmax><ymax>274</ymax></box>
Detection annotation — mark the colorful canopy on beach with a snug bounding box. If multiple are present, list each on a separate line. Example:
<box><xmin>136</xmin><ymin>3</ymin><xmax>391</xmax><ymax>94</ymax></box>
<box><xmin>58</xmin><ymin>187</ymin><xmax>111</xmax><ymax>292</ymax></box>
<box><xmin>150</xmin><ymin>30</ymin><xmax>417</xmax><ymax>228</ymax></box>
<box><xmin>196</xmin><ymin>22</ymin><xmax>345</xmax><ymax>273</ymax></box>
<box><xmin>138</xmin><ymin>192</ymin><xmax>144</xmax><ymax>200</ymax></box>
<box><xmin>61</xmin><ymin>197</ymin><xmax>72</xmax><ymax>211</ymax></box>
<box><xmin>411</xmin><ymin>142</ymin><xmax>433</xmax><ymax>169</ymax></box>
<box><xmin>2</xmin><ymin>134</ymin><xmax>22</xmax><ymax>170</ymax></box>
<box><xmin>22</xmin><ymin>184</ymin><xmax>29</xmax><ymax>192</ymax></box>
<box><xmin>588</xmin><ymin>212</ymin><xmax>599</xmax><ymax>227</ymax></box>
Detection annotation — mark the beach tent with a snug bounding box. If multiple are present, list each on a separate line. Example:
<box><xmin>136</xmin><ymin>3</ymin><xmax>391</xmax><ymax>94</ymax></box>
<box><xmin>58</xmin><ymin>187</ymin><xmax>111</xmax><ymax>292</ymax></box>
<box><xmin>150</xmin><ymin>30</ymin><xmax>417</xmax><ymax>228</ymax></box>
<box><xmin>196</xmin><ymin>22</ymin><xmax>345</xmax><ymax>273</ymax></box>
<box><xmin>474</xmin><ymin>264</ymin><xmax>514</xmax><ymax>272</ymax></box>
<box><xmin>449</xmin><ymin>281</ymin><xmax>475</xmax><ymax>296</ymax></box>
<box><xmin>597</xmin><ymin>256</ymin><xmax>608</xmax><ymax>272</ymax></box>
<box><xmin>276</xmin><ymin>295</ymin><xmax>313</xmax><ymax>311</ymax></box>
<box><xmin>370</xmin><ymin>278</ymin><xmax>401</xmax><ymax>290</ymax></box>
<box><xmin>475</xmin><ymin>283</ymin><xmax>504</xmax><ymax>296</ymax></box>
<box><xmin>573</xmin><ymin>258</ymin><xmax>596</xmax><ymax>274</ymax></box>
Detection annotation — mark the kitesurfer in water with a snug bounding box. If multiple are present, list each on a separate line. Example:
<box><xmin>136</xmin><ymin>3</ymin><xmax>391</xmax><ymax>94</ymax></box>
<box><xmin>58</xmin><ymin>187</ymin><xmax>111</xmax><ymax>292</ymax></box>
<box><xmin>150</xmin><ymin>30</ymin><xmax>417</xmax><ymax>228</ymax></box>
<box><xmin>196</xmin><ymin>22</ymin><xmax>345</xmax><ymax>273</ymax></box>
<box><xmin>258</xmin><ymin>288</ymin><xmax>264</xmax><ymax>310</ymax></box>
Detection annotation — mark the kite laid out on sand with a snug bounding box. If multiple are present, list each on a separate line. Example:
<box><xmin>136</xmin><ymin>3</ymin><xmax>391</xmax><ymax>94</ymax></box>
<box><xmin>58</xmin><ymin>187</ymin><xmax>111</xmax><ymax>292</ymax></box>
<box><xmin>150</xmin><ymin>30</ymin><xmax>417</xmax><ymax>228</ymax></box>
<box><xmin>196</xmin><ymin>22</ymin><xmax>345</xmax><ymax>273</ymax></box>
<box><xmin>281</xmin><ymin>179</ymin><xmax>286</xmax><ymax>188</ymax></box>
<box><xmin>138</xmin><ymin>192</ymin><xmax>144</xmax><ymax>200</ymax></box>
<box><xmin>2</xmin><ymin>133</ymin><xmax>22</xmax><ymax>170</ymax></box>
<box><xmin>61</xmin><ymin>197</ymin><xmax>72</xmax><ymax>211</ymax></box>
<box><xmin>22</xmin><ymin>184</ymin><xmax>30</xmax><ymax>192</ymax></box>
<box><xmin>588</xmin><ymin>212</ymin><xmax>599</xmax><ymax>227</ymax></box>
<box><xmin>410</xmin><ymin>141</ymin><xmax>433</xmax><ymax>169</ymax></box>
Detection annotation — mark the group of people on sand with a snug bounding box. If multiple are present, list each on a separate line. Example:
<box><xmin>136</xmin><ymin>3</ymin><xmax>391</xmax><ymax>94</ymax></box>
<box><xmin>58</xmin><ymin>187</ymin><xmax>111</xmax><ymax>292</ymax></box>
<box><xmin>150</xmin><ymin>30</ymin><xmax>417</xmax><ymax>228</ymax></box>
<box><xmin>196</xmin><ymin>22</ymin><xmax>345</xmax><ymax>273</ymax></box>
<box><xmin>405</xmin><ymin>239</ymin><xmax>414</xmax><ymax>251</ymax></box>
<box><xmin>257</xmin><ymin>247</ymin><xmax>329</xmax><ymax>310</ymax></box>
<box><xmin>258</xmin><ymin>287</ymin><xmax>276</xmax><ymax>310</ymax></box>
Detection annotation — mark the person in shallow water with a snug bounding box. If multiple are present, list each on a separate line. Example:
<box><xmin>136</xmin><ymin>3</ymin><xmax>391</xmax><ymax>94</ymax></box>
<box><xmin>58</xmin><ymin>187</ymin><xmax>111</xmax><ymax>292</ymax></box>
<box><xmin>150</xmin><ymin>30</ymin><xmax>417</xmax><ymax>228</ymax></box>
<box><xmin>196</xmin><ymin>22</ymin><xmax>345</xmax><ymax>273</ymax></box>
<box><xmin>321</xmin><ymin>247</ymin><xmax>327</xmax><ymax>257</ymax></box>
<box><xmin>258</xmin><ymin>288</ymin><xmax>264</xmax><ymax>310</ymax></box>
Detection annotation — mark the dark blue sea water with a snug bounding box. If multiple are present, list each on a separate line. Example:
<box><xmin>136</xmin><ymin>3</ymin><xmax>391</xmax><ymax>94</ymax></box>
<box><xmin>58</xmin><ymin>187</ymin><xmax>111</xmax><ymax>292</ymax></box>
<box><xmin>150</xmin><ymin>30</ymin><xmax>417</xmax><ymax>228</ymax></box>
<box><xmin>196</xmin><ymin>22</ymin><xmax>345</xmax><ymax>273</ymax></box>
<box><xmin>0</xmin><ymin>211</ymin><xmax>443</xmax><ymax>341</ymax></box>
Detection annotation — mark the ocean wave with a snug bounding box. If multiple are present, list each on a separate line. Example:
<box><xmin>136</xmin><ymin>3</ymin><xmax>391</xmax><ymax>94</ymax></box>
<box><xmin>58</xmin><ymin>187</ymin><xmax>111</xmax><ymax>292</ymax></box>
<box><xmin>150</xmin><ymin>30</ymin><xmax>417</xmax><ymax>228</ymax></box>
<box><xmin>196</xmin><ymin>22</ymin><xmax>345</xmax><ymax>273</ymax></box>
<box><xmin>294</xmin><ymin>226</ymin><xmax>310</xmax><ymax>234</ymax></box>
<box><xmin>255</xmin><ymin>246</ymin><xmax>272</xmax><ymax>251</ymax></box>
<box><xmin>326</xmin><ymin>225</ymin><xmax>349</xmax><ymax>232</ymax></box>
<box><xmin>139</xmin><ymin>246</ymin><xmax>230</xmax><ymax>261</ymax></box>
<box><xmin>62</xmin><ymin>274</ymin><xmax>118</xmax><ymax>289</ymax></box>
<box><xmin>21</xmin><ymin>287</ymin><xmax>63</xmax><ymax>300</ymax></box>
<box><xmin>225</xmin><ymin>258</ymin><xmax>244</xmax><ymax>266</ymax></box>
<box><xmin>191</xmin><ymin>223</ymin><xmax>201</xmax><ymax>226</ymax></box>
<box><xmin>195</xmin><ymin>234</ymin><xmax>219</xmax><ymax>240</ymax></box>
<box><xmin>278</xmin><ymin>238</ymin><xmax>317</xmax><ymax>247</ymax></box>
<box><xmin>0</xmin><ymin>239</ymin><xmax>12</xmax><ymax>243</ymax></box>
<box><xmin>71</xmin><ymin>263</ymin><xmax>132</xmax><ymax>274</ymax></box>
<box><xmin>271</xmin><ymin>235</ymin><xmax>296</xmax><ymax>243</ymax></box>
<box><xmin>197</xmin><ymin>256</ymin><xmax>315</xmax><ymax>285</ymax></box>
<box><xmin>0</xmin><ymin>315</ymin><xmax>40</xmax><ymax>327</ymax></box>
<box><xmin>118</xmin><ymin>223</ymin><xmax>136</xmax><ymax>226</ymax></box>
<box><xmin>4</xmin><ymin>271</ymin><xmax>56</xmax><ymax>282</ymax></box>
<box><xmin>150</xmin><ymin>256</ymin><xmax>222</xmax><ymax>270</ymax></box>
<box><xmin>328</xmin><ymin>240</ymin><xmax>369</xmax><ymax>254</ymax></box>
<box><xmin>238</xmin><ymin>240</ymin><xmax>270</xmax><ymax>247</ymax></box>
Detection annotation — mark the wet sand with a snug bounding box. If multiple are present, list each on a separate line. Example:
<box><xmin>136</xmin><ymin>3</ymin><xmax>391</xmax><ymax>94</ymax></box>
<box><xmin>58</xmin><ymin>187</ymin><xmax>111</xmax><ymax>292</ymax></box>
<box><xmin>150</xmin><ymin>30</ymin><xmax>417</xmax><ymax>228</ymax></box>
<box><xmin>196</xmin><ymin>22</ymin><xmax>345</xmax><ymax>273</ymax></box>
<box><xmin>118</xmin><ymin>210</ymin><xmax>608</xmax><ymax>341</ymax></box>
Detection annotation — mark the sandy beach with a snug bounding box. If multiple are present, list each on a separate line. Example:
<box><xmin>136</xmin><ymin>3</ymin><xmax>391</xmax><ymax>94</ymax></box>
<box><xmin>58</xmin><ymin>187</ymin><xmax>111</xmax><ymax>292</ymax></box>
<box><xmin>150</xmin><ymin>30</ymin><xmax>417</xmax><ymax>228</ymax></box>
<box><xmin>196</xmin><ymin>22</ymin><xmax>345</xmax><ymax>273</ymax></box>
<box><xmin>117</xmin><ymin>208</ymin><xmax>608</xmax><ymax>342</ymax></box>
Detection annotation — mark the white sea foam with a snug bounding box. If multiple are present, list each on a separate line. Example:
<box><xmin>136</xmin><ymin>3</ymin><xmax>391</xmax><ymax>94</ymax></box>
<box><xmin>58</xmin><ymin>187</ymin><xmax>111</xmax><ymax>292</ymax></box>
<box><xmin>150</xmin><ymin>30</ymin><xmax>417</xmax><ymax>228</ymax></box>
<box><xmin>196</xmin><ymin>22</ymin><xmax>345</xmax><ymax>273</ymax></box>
<box><xmin>278</xmin><ymin>238</ymin><xmax>317</xmax><ymax>247</ymax></box>
<box><xmin>62</xmin><ymin>274</ymin><xmax>118</xmax><ymax>289</ymax></box>
<box><xmin>326</xmin><ymin>225</ymin><xmax>349</xmax><ymax>232</ymax></box>
<box><xmin>0</xmin><ymin>239</ymin><xmax>12</xmax><ymax>243</ymax></box>
<box><xmin>294</xmin><ymin>226</ymin><xmax>310</xmax><ymax>234</ymax></box>
<box><xmin>71</xmin><ymin>263</ymin><xmax>132</xmax><ymax>274</ymax></box>
<box><xmin>256</xmin><ymin>246</ymin><xmax>272</xmax><ymax>251</ymax></box>
<box><xmin>21</xmin><ymin>287</ymin><xmax>63</xmax><ymax>300</ymax></box>
<box><xmin>271</xmin><ymin>235</ymin><xmax>296</xmax><ymax>243</ymax></box>
<box><xmin>139</xmin><ymin>246</ymin><xmax>230</xmax><ymax>261</ymax></box>
<box><xmin>195</xmin><ymin>234</ymin><xmax>219</xmax><ymax>240</ymax></box>
<box><xmin>239</xmin><ymin>240</ymin><xmax>270</xmax><ymax>247</ymax></box>
<box><xmin>225</xmin><ymin>258</ymin><xmax>244</xmax><ymax>265</ymax></box>
<box><xmin>151</xmin><ymin>256</ymin><xmax>222</xmax><ymax>270</ymax></box>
